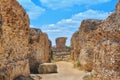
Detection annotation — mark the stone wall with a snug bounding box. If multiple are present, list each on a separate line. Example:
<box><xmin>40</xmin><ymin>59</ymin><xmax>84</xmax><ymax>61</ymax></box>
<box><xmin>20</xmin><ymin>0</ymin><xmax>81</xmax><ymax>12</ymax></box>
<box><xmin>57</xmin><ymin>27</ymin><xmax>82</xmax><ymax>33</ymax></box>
<box><xmin>52</xmin><ymin>50</ymin><xmax>71</xmax><ymax>61</ymax></box>
<box><xmin>71</xmin><ymin>0</ymin><xmax>120</xmax><ymax>79</ymax></box>
<box><xmin>71</xmin><ymin>19</ymin><xmax>102</xmax><ymax>71</ymax></box>
<box><xmin>93</xmin><ymin>0</ymin><xmax>120</xmax><ymax>79</ymax></box>
<box><xmin>70</xmin><ymin>31</ymin><xmax>80</xmax><ymax>61</ymax></box>
<box><xmin>29</xmin><ymin>28</ymin><xmax>51</xmax><ymax>73</ymax></box>
<box><xmin>78</xmin><ymin>19</ymin><xmax>102</xmax><ymax>71</ymax></box>
<box><xmin>0</xmin><ymin>0</ymin><xmax>30</xmax><ymax>80</ymax></box>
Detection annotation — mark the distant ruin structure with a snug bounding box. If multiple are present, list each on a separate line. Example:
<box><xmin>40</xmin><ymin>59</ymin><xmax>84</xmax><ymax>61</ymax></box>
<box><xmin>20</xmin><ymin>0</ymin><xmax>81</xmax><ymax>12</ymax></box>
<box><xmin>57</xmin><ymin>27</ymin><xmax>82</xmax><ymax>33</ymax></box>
<box><xmin>52</xmin><ymin>37</ymin><xmax>71</xmax><ymax>61</ymax></box>
<box><xmin>56</xmin><ymin>37</ymin><xmax>67</xmax><ymax>51</ymax></box>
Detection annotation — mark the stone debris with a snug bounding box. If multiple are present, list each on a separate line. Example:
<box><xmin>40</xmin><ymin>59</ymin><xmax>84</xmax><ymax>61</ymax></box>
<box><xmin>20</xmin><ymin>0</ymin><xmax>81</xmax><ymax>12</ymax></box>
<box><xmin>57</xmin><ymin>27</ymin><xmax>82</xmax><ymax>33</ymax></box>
<box><xmin>38</xmin><ymin>63</ymin><xmax>57</xmax><ymax>74</ymax></box>
<box><xmin>13</xmin><ymin>75</ymin><xmax>34</xmax><ymax>80</ymax></box>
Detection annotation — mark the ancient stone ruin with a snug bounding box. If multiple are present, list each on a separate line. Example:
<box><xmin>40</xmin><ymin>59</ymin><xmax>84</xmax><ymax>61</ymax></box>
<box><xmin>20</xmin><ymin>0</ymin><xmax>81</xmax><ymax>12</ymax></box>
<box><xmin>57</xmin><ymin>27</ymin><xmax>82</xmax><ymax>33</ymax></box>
<box><xmin>0</xmin><ymin>0</ymin><xmax>52</xmax><ymax>79</ymax></box>
<box><xmin>29</xmin><ymin>28</ymin><xmax>52</xmax><ymax>73</ymax></box>
<box><xmin>71</xmin><ymin>19</ymin><xmax>102</xmax><ymax>71</ymax></box>
<box><xmin>0</xmin><ymin>0</ymin><xmax>120</xmax><ymax>80</ymax></box>
<box><xmin>71</xmin><ymin>0</ymin><xmax>120</xmax><ymax>80</ymax></box>
<box><xmin>0</xmin><ymin>0</ymin><xmax>30</xmax><ymax>80</ymax></box>
<box><xmin>71</xmin><ymin>31</ymin><xmax>80</xmax><ymax>61</ymax></box>
<box><xmin>38</xmin><ymin>63</ymin><xmax>57</xmax><ymax>74</ymax></box>
<box><xmin>92</xmin><ymin>0</ymin><xmax>120</xmax><ymax>80</ymax></box>
<box><xmin>56</xmin><ymin>37</ymin><xmax>67</xmax><ymax>51</ymax></box>
<box><xmin>52</xmin><ymin>37</ymin><xmax>71</xmax><ymax>61</ymax></box>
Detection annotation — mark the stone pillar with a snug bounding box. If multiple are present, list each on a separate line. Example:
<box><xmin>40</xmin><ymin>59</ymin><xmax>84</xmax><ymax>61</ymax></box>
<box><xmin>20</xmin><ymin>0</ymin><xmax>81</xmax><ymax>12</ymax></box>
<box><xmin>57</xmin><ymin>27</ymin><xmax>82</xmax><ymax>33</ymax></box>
<box><xmin>56</xmin><ymin>37</ymin><xmax>67</xmax><ymax>50</ymax></box>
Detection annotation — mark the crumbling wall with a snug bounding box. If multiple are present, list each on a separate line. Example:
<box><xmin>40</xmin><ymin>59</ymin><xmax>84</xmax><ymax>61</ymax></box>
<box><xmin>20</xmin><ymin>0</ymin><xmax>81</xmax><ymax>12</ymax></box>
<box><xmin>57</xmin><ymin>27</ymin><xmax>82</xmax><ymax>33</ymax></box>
<box><xmin>71</xmin><ymin>19</ymin><xmax>102</xmax><ymax>71</ymax></box>
<box><xmin>0</xmin><ymin>0</ymin><xmax>30</xmax><ymax>80</ymax></box>
<box><xmin>29</xmin><ymin>28</ymin><xmax>51</xmax><ymax>73</ymax></box>
<box><xmin>93</xmin><ymin>0</ymin><xmax>120</xmax><ymax>79</ymax></box>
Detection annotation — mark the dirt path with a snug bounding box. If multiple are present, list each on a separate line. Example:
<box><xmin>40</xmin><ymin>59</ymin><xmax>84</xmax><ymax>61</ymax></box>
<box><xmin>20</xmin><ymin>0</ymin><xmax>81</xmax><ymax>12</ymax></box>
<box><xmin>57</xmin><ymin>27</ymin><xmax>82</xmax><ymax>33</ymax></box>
<box><xmin>32</xmin><ymin>61</ymin><xmax>88</xmax><ymax>80</ymax></box>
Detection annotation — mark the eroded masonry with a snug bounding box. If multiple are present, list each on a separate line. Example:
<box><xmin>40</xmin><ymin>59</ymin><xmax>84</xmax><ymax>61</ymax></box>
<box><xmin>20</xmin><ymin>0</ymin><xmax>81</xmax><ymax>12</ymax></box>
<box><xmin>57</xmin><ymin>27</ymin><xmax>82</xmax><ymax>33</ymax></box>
<box><xmin>0</xmin><ymin>0</ymin><xmax>51</xmax><ymax>80</ymax></box>
<box><xmin>71</xmin><ymin>0</ymin><xmax>120</xmax><ymax>80</ymax></box>
<box><xmin>0</xmin><ymin>0</ymin><xmax>30</xmax><ymax>79</ymax></box>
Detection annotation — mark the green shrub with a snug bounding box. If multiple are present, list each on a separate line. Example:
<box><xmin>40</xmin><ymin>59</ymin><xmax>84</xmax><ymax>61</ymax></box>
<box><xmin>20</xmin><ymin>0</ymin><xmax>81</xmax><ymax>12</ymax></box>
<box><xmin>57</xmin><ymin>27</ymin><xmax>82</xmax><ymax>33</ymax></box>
<box><xmin>74</xmin><ymin>61</ymin><xmax>81</xmax><ymax>68</ymax></box>
<box><xmin>65</xmin><ymin>46</ymin><xmax>70</xmax><ymax>50</ymax></box>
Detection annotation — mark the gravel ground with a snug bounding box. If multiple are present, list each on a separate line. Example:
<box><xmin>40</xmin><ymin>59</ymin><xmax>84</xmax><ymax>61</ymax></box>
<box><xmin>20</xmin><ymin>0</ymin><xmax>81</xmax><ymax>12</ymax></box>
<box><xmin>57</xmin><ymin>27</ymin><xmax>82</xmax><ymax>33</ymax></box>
<box><xmin>31</xmin><ymin>61</ymin><xmax>88</xmax><ymax>80</ymax></box>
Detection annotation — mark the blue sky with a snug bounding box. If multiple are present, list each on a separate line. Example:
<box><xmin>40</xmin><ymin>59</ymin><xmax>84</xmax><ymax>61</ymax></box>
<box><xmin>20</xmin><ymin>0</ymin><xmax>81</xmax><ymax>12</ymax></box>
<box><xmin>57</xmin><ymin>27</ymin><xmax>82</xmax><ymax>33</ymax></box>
<box><xmin>18</xmin><ymin>0</ymin><xmax>118</xmax><ymax>46</ymax></box>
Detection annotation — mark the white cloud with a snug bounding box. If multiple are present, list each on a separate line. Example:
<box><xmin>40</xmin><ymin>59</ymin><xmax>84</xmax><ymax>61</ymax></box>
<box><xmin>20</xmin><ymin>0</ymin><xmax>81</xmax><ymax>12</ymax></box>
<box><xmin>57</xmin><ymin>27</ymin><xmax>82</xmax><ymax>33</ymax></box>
<box><xmin>46</xmin><ymin>30</ymin><xmax>61</xmax><ymax>32</ymax></box>
<box><xmin>40</xmin><ymin>9</ymin><xmax>110</xmax><ymax>45</ymax></box>
<box><xmin>30</xmin><ymin>25</ymin><xmax>36</xmax><ymax>28</ymax></box>
<box><xmin>39</xmin><ymin>0</ymin><xmax>111</xmax><ymax>10</ymax></box>
<box><xmin>18</xmin><ymin>0</ymin><xmax>45</xmax><ymax>19</ymax></box>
